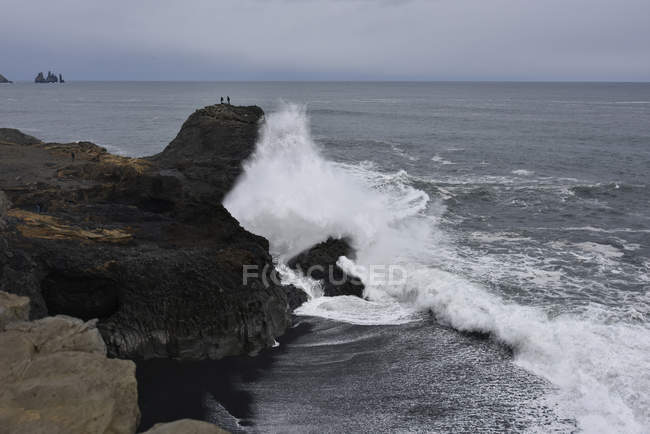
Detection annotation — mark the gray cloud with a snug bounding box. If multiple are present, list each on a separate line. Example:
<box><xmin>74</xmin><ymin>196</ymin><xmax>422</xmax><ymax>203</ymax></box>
<box><xmin>1</xmin><ymin>0</ymin><xmax>648</xmax><ymax>81</ymax></box>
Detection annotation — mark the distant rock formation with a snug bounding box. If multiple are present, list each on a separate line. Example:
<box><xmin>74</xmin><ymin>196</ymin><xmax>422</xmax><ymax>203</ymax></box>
<box><xmin>35</xmin><ymin>71</ymin><xmax>62</xmax><ymax>83</ymax></box>
<box><xmin>0</xmin><ymin>73</ymin><xmax>11</xmax><ymax>83</ymax></box>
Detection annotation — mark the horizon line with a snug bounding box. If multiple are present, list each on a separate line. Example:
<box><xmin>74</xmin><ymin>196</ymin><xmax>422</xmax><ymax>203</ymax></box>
<box><xmin>3</xmin><ymin>79</ymin><xmax>650</xmax><ymax>84</ymax></box>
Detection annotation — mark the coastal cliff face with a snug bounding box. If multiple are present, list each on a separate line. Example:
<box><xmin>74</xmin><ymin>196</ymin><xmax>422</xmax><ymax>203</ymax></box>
<box><xmin>152</xmin><ymin>104</ymin><xmax>264</xmax><ymax>202</ymax></box>
<box><xmin>0</xmin><ymin>73</ymin><xmax>12</xmax><ymax>83</ymax></box>
<box><xmin>0</xmin><ymin>105</ymin><xmax>293</xmax><ymax>360</ymax></box>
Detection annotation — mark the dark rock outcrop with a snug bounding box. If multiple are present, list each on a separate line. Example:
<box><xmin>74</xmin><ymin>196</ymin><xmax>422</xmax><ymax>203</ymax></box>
<box><xmin>0</xmin><ymin>190</ymin><xmax>10</xmax><ymax>217</ymax></box>
<box><xmin>35</xmin><ymin>71</ymin><xmax>61</xmax><ymax>83</ymax></box>
<box><xmin>0</xmin><ymin>104</ymin><xmax>294</xmax><ymax>360</ymax></box>
<box><xmin>288</xmin><ymin>237</ymin><xmax>365</xmax><ymax>298</ymax></box>
<box><xmin>284</xmin><ymin>284</ymin><xmax>309</xmax><ymax>311</ymax></box>
<box><xmin>152</xmin><ymin>104</ymin><xmax>264</xmax><ymax>202</ymax></box>
<box><xmin>0</xmin><ymin>73</ymin><xmax>12</xmax><ymax>83</ymax></box>
<box><xmin>0</xmin><ymin>128</ymin><xmax>42</xmax><ymax>145</ymax></box>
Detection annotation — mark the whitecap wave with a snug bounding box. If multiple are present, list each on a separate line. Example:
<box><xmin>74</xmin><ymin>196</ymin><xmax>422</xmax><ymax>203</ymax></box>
<box><xmin>224</xmin><ymin>103</ymin><xmax>650</xmax><ymax>433</ymax></box>
<box><xmin>431</xmin><ymin>154</ymin><xmax>455</xmax><ymax>165</ymax></box>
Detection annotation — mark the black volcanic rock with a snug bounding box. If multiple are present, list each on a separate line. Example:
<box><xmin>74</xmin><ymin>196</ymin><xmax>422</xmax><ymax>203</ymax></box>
<box><xmin>0</xmin><ymin>104</ymin><xmax>294</xmax><ymax>360</ymax></box>
<box><xmin>0</xmin><ymin>74</ymin><xmax>11</xmax><ymax>84</ymax></box>
<box><xmin>152</xmin><ymin>104</ymin><xmax>264</xmax><ymax>202</ymax></box>
<box><xmin>288</xmin><ymin>237</ymin><xmax>365</xmax><ymax>298</ymax></box>
<box><xmin>35</xmin><ymin>71</ymin><xmax>60</xmax><ymax>83</ymax></box>
<box><xmin>284</xmin><ymin>284</ymin><xmax>309</xmax><ymax>311</ymax></box>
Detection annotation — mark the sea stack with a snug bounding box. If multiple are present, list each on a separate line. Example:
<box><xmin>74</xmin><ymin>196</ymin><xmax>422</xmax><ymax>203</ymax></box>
<box><xmin>35</xmin><ymin>71</ymin><xmax>61</xmax><ymax>83</ymax></box>
<box><xmin>0</xmin><ymin>73</ymin><xmax>12</xmax><ymax>83</ymax></box>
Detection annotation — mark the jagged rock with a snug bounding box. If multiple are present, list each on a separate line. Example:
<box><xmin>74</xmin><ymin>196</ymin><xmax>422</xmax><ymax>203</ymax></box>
<box><xmin>152</xmin><ymin>104</ymin><xmax>264</xmax><ymax>202</ymax></box>
<box><xmin>285</xmin><ymin>284</ymin><xmax>309</xmax><ymax>311</ymax></box>
<box><xmin>0</xmin><ymin>104</ymin><xmax>294</xmax><ymax>360</ymax></box>
<box><xmin>0</xmin><ymin>73</ymin><xmax>12</xmax><ymax>84</ymax></box>
<box><xmin>35</xmin><ymin>71</ymin><xmax>60</xmax><ymax>83</ymax></box>
<box><xmin>288</xmin><ymin>237</ymin><xmax>365</xmax><ymax>298</ymax></box>
<box><xmin>0</xmin><ymin>315</ymin><xmax>140</xmax><ymax>433</ymax></box>
<box><xmin>143</xmin><ymin>419</ymin><xmax>228</xmax><ymax>434</ymax></box>
<box><xmin>0</xmin><ymin>291</ymin><xmax>30</xmax><ymax>330</ymax></box>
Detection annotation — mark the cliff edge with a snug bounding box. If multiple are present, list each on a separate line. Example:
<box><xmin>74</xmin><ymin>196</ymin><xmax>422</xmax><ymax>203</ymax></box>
<box><xmin>0</xmin><ymin>105</ymin><xmax>294</xmax><ymax>361</ymax></box>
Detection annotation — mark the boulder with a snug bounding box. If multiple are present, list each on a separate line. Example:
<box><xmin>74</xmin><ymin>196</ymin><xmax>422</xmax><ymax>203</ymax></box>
<box><xmin>0</xmin><ymin>290</ymin><xmax>30</xmax><ymax>330</ymax></box>
<box><xmin>285</xmin><ymin>284</ymin><xmax>309</xmax><ymax>311</ymax></box>
<box><xmin>288</xmin><ymin>237</ymin><xmax>365</xmax><ymax>298</ymax></box>
<box><xmin>143</xmin><ymin>419</ymin><xmax>228</xmax><ymax>434</ymax></box>
<box><xmin>0</xmin><ymin>104</ymin><xmax>294</xmax><ymax>360</ymax></box>
<box><xmin>0</xmin><ymin>315</ymin><xmax>140</xmax><ymax>434</ymax></box>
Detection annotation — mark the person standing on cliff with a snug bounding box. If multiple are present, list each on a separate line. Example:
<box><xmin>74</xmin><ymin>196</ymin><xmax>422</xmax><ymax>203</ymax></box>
<box><xmin>227</xmin><ymin>96</ymin><xmax>231</xmax><ymax>105</ymax></box>
<box><xmin>220</xmin><ymin>97</ymin><xmax>224</xmax><ymax>104</ymax></box>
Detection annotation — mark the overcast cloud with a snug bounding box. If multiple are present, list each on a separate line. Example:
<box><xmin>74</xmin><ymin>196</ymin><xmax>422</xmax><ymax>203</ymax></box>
<box><xmin>1</xmin><ymin>0</ymin><xmax>649</xmax><ymax>81</ymax></box>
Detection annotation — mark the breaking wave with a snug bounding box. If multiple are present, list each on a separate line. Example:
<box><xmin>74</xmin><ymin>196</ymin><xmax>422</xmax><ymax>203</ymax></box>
<box><xmin>224</xmin><ymin>104</ymin><xmax>650</xmax><ymax>433</ymax></box>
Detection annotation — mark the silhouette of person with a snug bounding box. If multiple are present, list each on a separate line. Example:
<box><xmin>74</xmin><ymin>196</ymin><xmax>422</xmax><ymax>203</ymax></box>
<box><xmin>227</xmin><ymin>96</ymin><xmax>231</xmax><ymax>105</ymax></box>
<box><xmin>220</xmin><ymin>97</ymin><xmax>224</xmax><ymax>104</ymax></box>
<box><xmin>71</xmin><ymin>151</ymin><xmax>75</xmax><ymax>161</ymax></box>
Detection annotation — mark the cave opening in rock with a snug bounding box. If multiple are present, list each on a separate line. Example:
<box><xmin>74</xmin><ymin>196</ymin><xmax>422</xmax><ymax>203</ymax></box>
<box><xmin>42</xmin><ymin>272</ymin><xmax>120</xmax><ymax>320</ymax></box>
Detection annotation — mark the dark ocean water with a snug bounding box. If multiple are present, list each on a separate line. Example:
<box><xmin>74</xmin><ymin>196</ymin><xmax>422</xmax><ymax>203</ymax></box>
<box><xmin>2</xmin><ymin>82</ymin><xmax>649</xmax><ymax>433</ymax></box>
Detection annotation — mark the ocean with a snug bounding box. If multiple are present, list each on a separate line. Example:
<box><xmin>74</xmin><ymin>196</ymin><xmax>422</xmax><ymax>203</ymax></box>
<box><xmin>2</xmin><ymin>81</ymin><xmax>649</xmax><ymax>433</ymax></box>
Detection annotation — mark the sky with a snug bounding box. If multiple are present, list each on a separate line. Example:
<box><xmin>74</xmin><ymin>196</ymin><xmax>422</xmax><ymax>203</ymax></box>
<box><xmin>1</xmin><ymin>0</ymin><xmax>649</xmax><ymax>81</ymax></box>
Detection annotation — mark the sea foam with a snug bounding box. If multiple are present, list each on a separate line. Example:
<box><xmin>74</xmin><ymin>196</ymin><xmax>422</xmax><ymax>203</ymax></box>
<box><xmin>224</xmin><ymin>103</ymin><xmax>650</xmax><ymax>433</ymax></box>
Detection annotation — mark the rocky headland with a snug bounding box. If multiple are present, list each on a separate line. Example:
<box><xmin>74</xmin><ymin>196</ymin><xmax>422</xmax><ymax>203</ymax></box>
<box><xmin>0</xmin><ymin>73</ymin><xmax>12</xmax><ymax>83</ymax></box>
<box><xmin>0</xmin><ymin>103</ymin><xmax>364</xmax><ymax>432</ymax></box>
<box><xmin>0</xmin><ymin>105</ymin><xmax>296</xmax><ymax>361</ymax></box>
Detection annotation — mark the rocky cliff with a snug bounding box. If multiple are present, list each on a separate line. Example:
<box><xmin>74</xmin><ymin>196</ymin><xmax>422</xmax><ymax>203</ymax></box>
<box><xmin>0</xmin><ymin>105</ymin><xmax>296</xmax><ymax>361</ymax></box>
<box><xmin>152</xmin><ymin>104</ymin><xmax>264</xmax><ymax>202</ymax></box>
<box><xmin>0</xmin><ymin>73</ymin><xmax>12</xmax><ymax>83</ymax></box>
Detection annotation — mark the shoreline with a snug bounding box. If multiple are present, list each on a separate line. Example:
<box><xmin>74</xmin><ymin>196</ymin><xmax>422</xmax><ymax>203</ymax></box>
<box><xmin>135</xmin><ymin>320</ymin><xmax>314</xmax><ymax>432</ymax></box>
